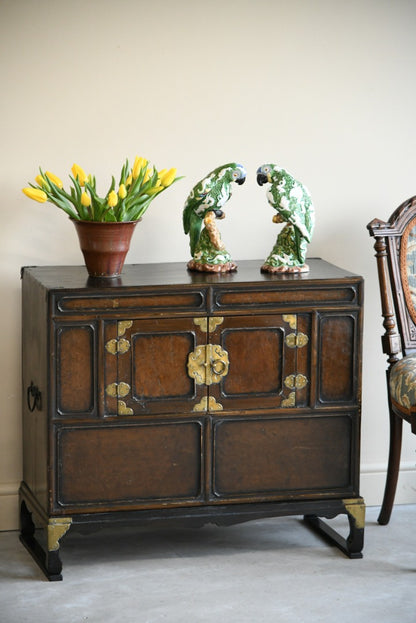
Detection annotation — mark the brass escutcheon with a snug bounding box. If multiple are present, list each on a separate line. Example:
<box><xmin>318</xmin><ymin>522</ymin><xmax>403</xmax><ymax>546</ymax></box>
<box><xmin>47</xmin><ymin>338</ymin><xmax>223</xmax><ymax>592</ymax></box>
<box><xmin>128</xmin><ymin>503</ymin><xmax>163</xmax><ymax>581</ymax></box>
<box><xmin>187</xmin><ymin>344</ymin><xmax>229</xmax><ymax>386</ymax></box>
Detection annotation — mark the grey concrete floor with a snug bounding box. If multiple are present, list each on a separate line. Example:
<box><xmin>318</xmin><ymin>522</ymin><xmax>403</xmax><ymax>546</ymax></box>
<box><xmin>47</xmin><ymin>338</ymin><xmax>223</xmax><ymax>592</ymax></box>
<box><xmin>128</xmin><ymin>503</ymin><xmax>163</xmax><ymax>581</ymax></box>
<box><xmin>0</xmin><ymin>505</ymin><xmax>415</xmax><ymax>623</ymax></box>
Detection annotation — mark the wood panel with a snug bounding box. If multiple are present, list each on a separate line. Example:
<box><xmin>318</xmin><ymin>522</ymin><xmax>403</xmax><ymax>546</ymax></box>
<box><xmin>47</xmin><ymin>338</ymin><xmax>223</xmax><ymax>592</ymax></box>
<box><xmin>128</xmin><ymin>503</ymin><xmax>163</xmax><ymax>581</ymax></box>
<box><xmin>210</xmin><ymin>314</ymin><xmax>311</xmax><ymax>410</ymax></box>
<box><xmin>56</xmin><ymin>421</ymin><xmax>203</xmax><ymax>509</ymax></box>
<box><xmin>115</xmin><ymin>318</ymin><xmax>206</xmax><ymax>414</ymax></box>
<box><xmin>212</xmin><ymin>415</ymin><xmax>354</xmax><ymax>499</ymax></box>
<box><xmin>318</xmin><ymin>313</ymin><xmax>357</xmax><ymax>404</ymax></box>
<box><xmin>56</xmin><ymin>324</ymin><xmax>95</xmax><ymax>415</ymax></box>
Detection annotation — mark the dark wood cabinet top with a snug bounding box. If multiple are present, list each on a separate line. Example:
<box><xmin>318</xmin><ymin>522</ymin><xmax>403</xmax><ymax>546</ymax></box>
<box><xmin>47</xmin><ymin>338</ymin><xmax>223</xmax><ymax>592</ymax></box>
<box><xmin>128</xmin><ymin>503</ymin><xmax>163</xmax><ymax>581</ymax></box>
<box><xmin>21</xmin><ymin>258</ymin><xmax>362</xmax><ymax>292</ymax></box>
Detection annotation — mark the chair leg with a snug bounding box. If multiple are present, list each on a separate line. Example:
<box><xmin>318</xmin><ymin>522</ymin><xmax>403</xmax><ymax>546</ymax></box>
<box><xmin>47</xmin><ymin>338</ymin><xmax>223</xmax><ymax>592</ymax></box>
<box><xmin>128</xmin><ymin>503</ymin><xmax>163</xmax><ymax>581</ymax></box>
<box><xmin>378</xmin><ymin>408</ymin><xmax>403</xmax><ymax>525</ymax></box>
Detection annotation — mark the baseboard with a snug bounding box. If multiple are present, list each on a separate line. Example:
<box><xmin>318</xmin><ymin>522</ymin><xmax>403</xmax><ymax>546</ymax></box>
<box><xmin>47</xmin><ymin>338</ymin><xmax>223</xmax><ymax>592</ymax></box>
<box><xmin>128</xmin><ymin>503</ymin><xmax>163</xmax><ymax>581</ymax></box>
<box><xmin>0</xmin><ymin>484</ymin><xmax>20</xmax><ymax>532</ymax></box>
<box><xmin>2</xmin><ymin>467</ymin><xmax>416</xmax><ymax>531</ymax></box>
<box><xmin>360</xmin><ymin>462</ymin><xmax>416</xmax><ymax>507</ymax></box>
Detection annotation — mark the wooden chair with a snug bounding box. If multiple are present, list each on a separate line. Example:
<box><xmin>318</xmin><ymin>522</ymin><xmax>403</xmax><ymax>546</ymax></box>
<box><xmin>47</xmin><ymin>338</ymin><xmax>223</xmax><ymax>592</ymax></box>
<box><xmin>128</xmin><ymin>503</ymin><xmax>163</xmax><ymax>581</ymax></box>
<box><xmin>368</xmin><ymin>196</ymin><xmax>416</xmax><ymax>524</ymax></box>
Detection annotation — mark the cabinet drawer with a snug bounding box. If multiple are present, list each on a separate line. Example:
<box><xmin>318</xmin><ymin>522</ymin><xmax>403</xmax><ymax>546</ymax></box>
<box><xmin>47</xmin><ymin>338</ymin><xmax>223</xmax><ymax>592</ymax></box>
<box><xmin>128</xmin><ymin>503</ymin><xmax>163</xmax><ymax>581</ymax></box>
<box><xmin>211</xmin><ymin>414</ymin><xmax>356</xmax><ymax>500</ymax></box>
<box><xmin>212</xmin><ymin>284</ymin><xmax>359</xmax><ymax>311</ymax></box>
<box><xmin>55</xmin><ymin>421</ymin><xmax>204</xmax><ymax>511</ymax></box>
<box><xmin>54</xmin><ymin>289</ymin><xmax>206</xmax><ymax>316</ymax></box>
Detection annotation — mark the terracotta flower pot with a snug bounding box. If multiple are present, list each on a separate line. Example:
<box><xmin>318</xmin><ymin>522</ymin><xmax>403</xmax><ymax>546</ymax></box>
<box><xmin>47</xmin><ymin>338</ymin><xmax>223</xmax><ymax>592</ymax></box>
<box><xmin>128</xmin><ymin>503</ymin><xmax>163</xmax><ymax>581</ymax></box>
<box><xmin>72</xmin><ymin>220</ymin><xmax>139</xmax><ymax>278</ymax></box>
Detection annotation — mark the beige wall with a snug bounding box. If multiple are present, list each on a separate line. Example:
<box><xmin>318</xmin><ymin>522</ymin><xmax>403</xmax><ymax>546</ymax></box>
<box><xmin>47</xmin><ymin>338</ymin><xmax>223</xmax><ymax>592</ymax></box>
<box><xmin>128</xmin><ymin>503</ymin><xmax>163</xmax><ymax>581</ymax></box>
<box><xmin>1</xmin><ymin>0</ymin><xmax>416</xmax><ymax>530</ymax></box>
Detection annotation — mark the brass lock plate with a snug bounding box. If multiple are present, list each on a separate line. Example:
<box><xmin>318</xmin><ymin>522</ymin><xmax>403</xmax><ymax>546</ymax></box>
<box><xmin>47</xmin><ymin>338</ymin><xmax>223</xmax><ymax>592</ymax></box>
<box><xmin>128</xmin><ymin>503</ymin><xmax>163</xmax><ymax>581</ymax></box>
<box><xmin>187</xmin><ymin>344</ymin><xmax>229</xmax><ymax>386</ymax></box>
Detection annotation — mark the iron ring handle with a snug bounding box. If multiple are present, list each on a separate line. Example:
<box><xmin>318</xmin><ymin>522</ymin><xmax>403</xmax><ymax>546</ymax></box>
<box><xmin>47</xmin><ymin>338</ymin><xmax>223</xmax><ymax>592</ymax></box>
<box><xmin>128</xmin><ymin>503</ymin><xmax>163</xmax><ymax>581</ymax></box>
<box><xmin>211</xmin><ymin>358</ymin><xmax>227</xmax><ymax>376</ymax></box>
<box><xmin>27</xmin><ymin>382</ymin><xmax>42</xmax><ymax>412</ymax></box>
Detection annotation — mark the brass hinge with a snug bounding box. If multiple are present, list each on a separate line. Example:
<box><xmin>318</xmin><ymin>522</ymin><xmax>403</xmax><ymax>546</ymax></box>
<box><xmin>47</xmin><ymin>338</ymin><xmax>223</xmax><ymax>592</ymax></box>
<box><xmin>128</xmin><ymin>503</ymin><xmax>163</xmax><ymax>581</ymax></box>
<box><xmin>106</xmin><ymin>320</ymin><xmax>133</xmax><ymax>354</ymax></box>
<box><xmin>282</xmin><ymin>374</ymin><xmax>309</xmax><ymax>408</ymax></box>
<box><xmin>105</xmin><ymin>337</ymin><xmax>130</xmax><ymax>355</ymax></box>
<box><xmin>284</xmin><ymin>374</ymin><xmax>308</xmax><ymax>390</ymax></box>
<box><xmin>105</xmin><ymin>382</ymin><xmax>131</xmax><ymax>398</ymax></box>
<box><xmin>187</xmin><ymin>344</ymin><xmax>229</xmax><ymax>386</ymax></box>
<box><xmin>285</xmin><ymin>332</ymin><xmax>309</xmax><ymax>348</ymax></box>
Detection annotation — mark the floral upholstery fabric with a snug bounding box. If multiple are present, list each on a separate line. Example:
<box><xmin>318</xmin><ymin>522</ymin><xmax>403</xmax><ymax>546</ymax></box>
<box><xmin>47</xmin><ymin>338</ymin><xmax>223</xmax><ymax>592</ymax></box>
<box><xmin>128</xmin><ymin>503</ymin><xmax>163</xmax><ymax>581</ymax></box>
<box><xmin>403</xmin><ymin>223</ymin><xmax>416</xmax><ymax>319</ymax></box>
<box><xmin>390</xmin><ymin>354</ymin><xmax>416</xmax><ymax>412</ymax></box>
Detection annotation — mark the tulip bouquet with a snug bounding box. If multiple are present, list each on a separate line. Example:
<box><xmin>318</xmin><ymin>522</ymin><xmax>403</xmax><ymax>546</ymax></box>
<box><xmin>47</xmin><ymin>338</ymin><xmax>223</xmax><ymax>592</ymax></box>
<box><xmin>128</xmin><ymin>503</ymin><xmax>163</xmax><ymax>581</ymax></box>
<box><xmin>22</xmin><ymin>157</ymin><xmax>182</xmax><ymax>222</ymax></box>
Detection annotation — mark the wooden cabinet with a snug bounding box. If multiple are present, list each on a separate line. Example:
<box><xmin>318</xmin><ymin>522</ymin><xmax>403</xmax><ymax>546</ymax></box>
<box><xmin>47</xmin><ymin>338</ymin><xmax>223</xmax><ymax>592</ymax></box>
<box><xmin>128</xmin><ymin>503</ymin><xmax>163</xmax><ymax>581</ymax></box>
<box><xmin>20</xmin><ymin>259</ymin><xmax>365</xmax><ymax>580</ymax></box>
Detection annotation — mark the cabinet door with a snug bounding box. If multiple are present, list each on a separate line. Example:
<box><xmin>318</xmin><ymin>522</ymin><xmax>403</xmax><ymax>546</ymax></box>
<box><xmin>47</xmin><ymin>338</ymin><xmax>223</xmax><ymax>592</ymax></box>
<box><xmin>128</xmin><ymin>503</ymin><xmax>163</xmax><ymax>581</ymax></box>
<box><xmin>211</xmin><ymin>413</ymin><xmax>357</xmax><ymax>501</ymax></box>
<box><xmin>104</xmin><ymin>317</ymin><xmax>206</xmax><ymax>415</ymax></box>
<box><xmin>55</xmin><ymin>419</ymin><xmax>204</xmax><ymax>511</ymax></box>
<box><xmin>208</xmin><ymin>314</ymin><xmax>310</xmax><ymax>411</ymax></box>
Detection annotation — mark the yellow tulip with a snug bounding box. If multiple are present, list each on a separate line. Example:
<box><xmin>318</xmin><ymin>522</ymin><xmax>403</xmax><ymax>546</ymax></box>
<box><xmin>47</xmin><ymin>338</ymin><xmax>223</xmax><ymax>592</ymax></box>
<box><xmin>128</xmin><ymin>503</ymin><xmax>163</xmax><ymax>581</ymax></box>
<box><xmin>146</xmin><ymin>186</ymin><xmax>163</xmax><ymax>195</ymax></box>
<box><xmin>160</xmin><ymin>168</ymin><xmax>177</xmax><ymax>187</ymax></box>
<box><xmin>81</xmin><ymin>191</ymin><xmax>91</xmax><ymax>207</ymax></box>
<box><xmin>35</xmin><ymin>174</ymin><xmax>49</xmax><ymax>190</ymax></box>
<box><xmin>132</xmin><ymin>156</ymin><xmax>146</xmax><ymax>180</ymax></box>
<box><xmin>22</xmin><ymin>187</ymin><xmax>48</xmax><ymax>203</ymax></box>
<box><xmin>143</xmin><ymin>167</ymin><xmax>153</xmax><ymax>184</ymax></box>
<box><xmin>125</xmin><ymin>174</ymin><xmax>132</xmax><ymax>186</ymax></box>
<box><xmin>71</xmin><ymin>163</ymin><xmax>87</xmax><ymax>186</ymax></box>
<box><xmin>45</xmin><ymin>171</ymin><xmax>63</xmax><ymax>188</ymax></box>
<box><xmin>108</xmin><ymin>190</ymin><xmax>118</xmax><ymax>207</ymax></box>
<box><xmin>156</xmin><ymin>170</ymin><xmax>165</xmax><ymax>187</ymax></box>
<box><xmin>118</xmin><ymin>184</ymin><xmax>127</xmax><ymax>199</ymax></box>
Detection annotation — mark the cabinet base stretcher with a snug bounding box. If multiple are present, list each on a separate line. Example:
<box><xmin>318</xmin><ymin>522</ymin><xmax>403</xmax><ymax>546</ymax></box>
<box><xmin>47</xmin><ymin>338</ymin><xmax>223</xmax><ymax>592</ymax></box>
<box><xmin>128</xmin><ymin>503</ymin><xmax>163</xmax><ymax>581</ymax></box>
<box><xmin>19</xmin><ymin>484</ymin><xmax>365</xmax><ymax>581</ymax></box>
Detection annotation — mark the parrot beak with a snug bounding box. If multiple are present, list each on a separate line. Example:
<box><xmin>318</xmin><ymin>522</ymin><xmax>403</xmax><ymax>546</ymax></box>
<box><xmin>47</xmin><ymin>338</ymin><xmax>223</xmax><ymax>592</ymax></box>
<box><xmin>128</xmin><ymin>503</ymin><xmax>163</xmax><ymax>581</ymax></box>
<box><xmin>236</xmin><ymin>176</ymin><xmax>246</xmax><ymax>185</ymax></box>
<box><xmin>257</xmin><ymin>173</ymin><xmax>268</xmax><ymax>186</ymax></box>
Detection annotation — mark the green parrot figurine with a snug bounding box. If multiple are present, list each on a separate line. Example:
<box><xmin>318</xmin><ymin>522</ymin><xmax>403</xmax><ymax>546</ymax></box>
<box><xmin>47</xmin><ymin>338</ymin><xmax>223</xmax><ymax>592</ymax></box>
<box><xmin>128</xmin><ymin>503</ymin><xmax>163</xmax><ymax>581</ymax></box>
<box><xmin>183</xmin><ymin>163</ymin><xmax>246</xmax><ymax>272</ymax></box>
<box><xmin>257</xmin><ymin>164</ymin><xmax>315</xmax><ymax>273</ymax></box>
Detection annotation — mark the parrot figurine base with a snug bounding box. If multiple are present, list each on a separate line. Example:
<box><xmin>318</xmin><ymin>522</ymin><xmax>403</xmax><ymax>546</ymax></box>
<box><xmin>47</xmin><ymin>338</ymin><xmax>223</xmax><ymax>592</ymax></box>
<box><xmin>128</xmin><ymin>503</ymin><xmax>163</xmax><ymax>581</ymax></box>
<box><xmin>183</xmin><ymin>163</ymin><xmax>246</xmax><ymax>274</ymax></box>
<box><xmin>261</xmin><ymin>263</ymin><xmax>309</xmax><ymax>274</ymax></box>
<box><xmin>186</xmin><ymin>211</ymin><xmax>237</xmax><ymax>273</ymax></box>
<box><xmin>187</xmin><ymin>260</ymin><xmax>237</xmax><ymax>273</ymax></box>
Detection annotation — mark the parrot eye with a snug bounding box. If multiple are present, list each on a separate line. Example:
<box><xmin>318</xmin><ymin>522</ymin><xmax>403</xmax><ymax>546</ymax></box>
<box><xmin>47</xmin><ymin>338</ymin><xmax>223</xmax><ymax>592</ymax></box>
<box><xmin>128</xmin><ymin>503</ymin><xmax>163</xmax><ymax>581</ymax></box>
<box><xmin>263</xmin><ymin>166</ymin><xmax>270</xmax><ymax>173</ymax></box>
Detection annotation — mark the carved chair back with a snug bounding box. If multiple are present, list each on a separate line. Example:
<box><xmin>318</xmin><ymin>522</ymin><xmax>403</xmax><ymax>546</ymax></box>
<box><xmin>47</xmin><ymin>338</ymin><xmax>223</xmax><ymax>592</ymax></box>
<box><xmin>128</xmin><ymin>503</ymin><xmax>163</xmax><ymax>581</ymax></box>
<box><xmin>367</xmin><ymin>195</ymin><xmax>416</xmax><ymax>524</ymax></box>
<box><xmin>368</xmin><ymin>195</ymin><xmax>416</xmax><ymax>364</ymax></box>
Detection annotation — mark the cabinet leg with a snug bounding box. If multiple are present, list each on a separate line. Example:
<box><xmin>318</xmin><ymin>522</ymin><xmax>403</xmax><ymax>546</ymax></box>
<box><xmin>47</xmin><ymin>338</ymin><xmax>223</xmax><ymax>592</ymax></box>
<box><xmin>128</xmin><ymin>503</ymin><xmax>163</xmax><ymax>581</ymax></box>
<box><xmin>19</xmin><ymin>500</ymin><xmax>72</xmax><ymax>581</ymax></box>
<box><xmin>304</xmin><ymin>498</ymin><xmax>365</xmax><ymax>559</ymax></box>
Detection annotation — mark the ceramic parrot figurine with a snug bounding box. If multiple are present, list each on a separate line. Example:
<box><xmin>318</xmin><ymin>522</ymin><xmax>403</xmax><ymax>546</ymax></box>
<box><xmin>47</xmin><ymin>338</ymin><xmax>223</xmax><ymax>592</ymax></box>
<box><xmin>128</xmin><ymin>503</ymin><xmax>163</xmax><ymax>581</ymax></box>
<box><xmin>183</xmin><ymin>163</ymin><xmax>246</xmax><ymax>272</ymax></box>
<box><xmin>257</xmin><ymin>164</ymin><xmax>315</xmax><ymax>273</ymax></box>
